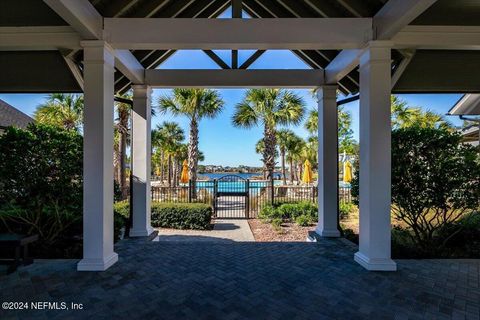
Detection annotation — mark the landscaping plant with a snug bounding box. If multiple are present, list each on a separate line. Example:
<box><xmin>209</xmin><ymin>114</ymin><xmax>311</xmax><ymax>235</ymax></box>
<box><xmin>352</xmin><ymin>127</ymin><xmax>480</xmax><ymax>257</ymax></box>
<box><xmin>0</xmin><ymin>124</ymin><xmax>83</xmax><ymax>257</ymax></box>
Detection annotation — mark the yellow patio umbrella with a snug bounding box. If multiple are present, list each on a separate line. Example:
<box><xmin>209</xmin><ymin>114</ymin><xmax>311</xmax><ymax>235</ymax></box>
<box><xmin>180</xmin><ymin>160</ymin><xmax>189</xmax><ymax>184</ymax></box>
<box><xmin>343</xmin><ymin>161</ymin><xmax>353</xmax><ymax>183</ymax></box>
<box><xmin>302</xmin><ymin>159</ymin><xmax>313</xmax><ymax>184</ymax></box>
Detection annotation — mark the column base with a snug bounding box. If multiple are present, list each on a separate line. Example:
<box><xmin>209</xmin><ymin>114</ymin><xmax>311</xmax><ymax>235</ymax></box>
<box><xmin>315</xmin><ymin>227</ymin><xmax>341</xmax><ymax>238</ymax></box>
<box><xmin>77</xmin><ymin>252</ymin><xmax>118</xmax><ymax>271</ymax></box>
<box><xmin>354</xmin><ymin>252</ymin><xmax>397</xmax><ymax>271</ymax></box>
<box><xmin>129</xmin><ymin>226</ymin><xmax>154</xmax><ymax>237</ymax></box>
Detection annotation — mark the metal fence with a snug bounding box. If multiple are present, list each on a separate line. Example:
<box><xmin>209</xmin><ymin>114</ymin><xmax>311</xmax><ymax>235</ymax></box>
<box><xmin>151</xmin><ymin>178</ymin><xmax>352</xmax><ymax>218</ymax></box>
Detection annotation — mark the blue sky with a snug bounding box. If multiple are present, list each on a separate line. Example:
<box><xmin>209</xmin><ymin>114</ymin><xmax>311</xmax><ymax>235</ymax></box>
<box><xmin>0</xmin><ymin>51</ymin><xmax>463</xmax><ymax>167</ymax></box>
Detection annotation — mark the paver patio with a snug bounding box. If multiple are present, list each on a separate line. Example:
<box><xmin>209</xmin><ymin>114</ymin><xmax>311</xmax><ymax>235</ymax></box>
<box><xmin>1</xmin><ymin>238</ymin><xmax>479</xmax><ymax>320</ymax></box>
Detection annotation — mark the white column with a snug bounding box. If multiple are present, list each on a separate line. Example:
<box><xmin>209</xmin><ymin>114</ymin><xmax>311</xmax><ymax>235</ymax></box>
<box><xmin>130</xmin><ymin>85</ymin><xmax>154</xmax><ymax>237</ymax></box>
<box><xmin>354</xmin><ymin>42</ymin><xmax>397</xmax><ymax>271</ymax></box>
<box><xmin>315</xmin><ymin>85</ymin><xmax>341</xmax><ymax>237</ymax></box>
<box><xmin>78</xmin><ymin>41</ymin><xmax>118</xmax><ymax>271</ymax></box>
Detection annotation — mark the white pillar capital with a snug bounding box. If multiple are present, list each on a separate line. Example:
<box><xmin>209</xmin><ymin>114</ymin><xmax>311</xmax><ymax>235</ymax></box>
<box><xmin>315</xmin><ymin>85</ymin><xmax>340</xmax><ymax>238</ymax></box>
<box><xmin>81</xmin><ymin>41</ymin><xmax>115</xmax><ymax>65</ymax></box>
<box><xmin>132</xmin><ymin>84</ymin><xmax>152</xmax><ymax>96</ymax></box>
<box><xmin>315</xmin><ymin>85</ymin><xmax>337</xmax><ymax>102</ymax></box>
<box><xmin>359</xmin><ymin>41</ymin><xmax>392</xmax><ymax>66</ymax></box>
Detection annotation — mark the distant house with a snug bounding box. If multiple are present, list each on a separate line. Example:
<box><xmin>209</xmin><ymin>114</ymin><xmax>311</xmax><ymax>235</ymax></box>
<box><xmin>0</xmin><ymin>99</ymin><xmax>34</xmax><ymax>134</ymax></box>
<box><xmin>448</xmin><ymin>94</ymin><xmax>480</xmax><ymax>147</ymax></box>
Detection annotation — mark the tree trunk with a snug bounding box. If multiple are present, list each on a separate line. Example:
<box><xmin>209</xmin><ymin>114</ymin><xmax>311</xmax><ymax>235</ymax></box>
<box><xmin>294</xmin><ymin>161</ymin><xmax>299</xmax><ymax>182</ymax></box>
<box><xmin>298</xmin><ymin>162</ymin><xmax>303</xmax><ymax>183</ymax></box>
<box><xmin>263</xmin><ymin>124</ymin><xmax>276</xmax><ymax>181</ymax></box>
<box><xmin>160</xmin><ymin>150</ymin><xmax>165</xmax><ymax>184</ymax></box>
<box><xmin>281</xmin><ymin>149</ymin><xmax>286</xmax><ymax>185</ymax></box>
<box><xmin>189</xmin><ymin>118</ymin><xmax>199</xmax><ymax>199</ymax></box>
<box><xmin>168</xmin><ymin>154</ymin><xmax>172</xmax><ymax>187</ymax></box>
<box><xmin>289</xmin><ymin>158</ymin><xmax>294</xmax><ymax>184</ymax></box>
<box><xmin>119</xmin><ymin>131</ymin><xmax>127</xmax><ymax>199</ymax></box>
<box><xmin>172</xmin><ymin>156</ymin><xmax>177</xmax><ymax>187</ymax></box>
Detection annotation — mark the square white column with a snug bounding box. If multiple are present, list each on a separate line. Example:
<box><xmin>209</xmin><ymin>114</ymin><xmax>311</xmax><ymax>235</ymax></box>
<box><xmin>354</xmin><ymin>42</ymin><xmax>397</xmax><ymax>271</ymax></box>
<box><xmin>130</xmin><ymin>85</ymin><xmax>154</xmax><ymax>237</ymax></box>
<box><xmin>78</xmin><ymin>41</ymin><xmax>118</xmax><ymax>271</ymax></box>
<box><xmin>315</xmin><ymin>85</ymin><xmax>340</xmax><ymax>237</ymax></box>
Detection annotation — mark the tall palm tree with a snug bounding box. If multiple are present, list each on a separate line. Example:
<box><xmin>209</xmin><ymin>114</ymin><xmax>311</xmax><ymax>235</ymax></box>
<box><xmin>391</xmin><ymin>96</ymin><xmax>451</xmax><ymax>130</ymax></box>
<box><xmin>232</xmin><ymin>89</ymin><xmax>305</xmax><ymax>180</ymax></box>
<box><xmin>276</xmin><ymin>129</ymin><xmax>296</xmax><ymax>184</ymax></box>
<box><xmin>34</xmin><ymin>93</ymin><xmax>83</xmax><ymax>131</ymax></box>
<box><xmin>305</xmin><ymin>106</ymin><xmax>356</xmax><ymax>154</ymax></box>
<box><xmin>255</xmin><ymin>138</ymin><xmax>279</xmax><ymax>179</ymax></box>
<box><xmin>285</xmin><ymin>135</ymin><xmax>305</xmax><ymax>183</ymax></box>
<box><xmin>114</xmin><ymin>95</ymin><xmax>131</xmax><ymax>199</ymax></box>
<box><xmin>153</xmin><ymin>122</ymin><xmax>185</xmax><ymax>186</ymax></box>
<box><xmin>158</xmin><ymin>89</ymin><xmax>224</xmax><ymax>197</ymax></box>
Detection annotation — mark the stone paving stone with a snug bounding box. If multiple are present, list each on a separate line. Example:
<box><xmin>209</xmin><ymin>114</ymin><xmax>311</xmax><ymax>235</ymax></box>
<box><xmin>0</xmin><ymin>238</ymin><xmax>479</xmax><ymax>319</ymax></box>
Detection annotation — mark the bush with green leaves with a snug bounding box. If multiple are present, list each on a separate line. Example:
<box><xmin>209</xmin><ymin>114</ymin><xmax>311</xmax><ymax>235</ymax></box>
<box><xmin>295</xmin><ymin>215</ymin><xmax>311</xmax><ymax>227</ymax></box>
<box><xmin>351</xmin><ymin>127</ymin><xmax>480</xmax><ymax>255</ymax></box>
<box><xmin>151</xmin><ymin>202</ymin><xmax>212</xmax><ymax>230</ymax></box>
<box><xmin>258</xmin><ymin>204</ymin><xmax>281</xmax><ymax>222</ymax></box>
<box><xmin>259</xmin><ymin>201</ymin><xmax>317</xmax><ymax>227</ymax></box>
<box><xmin>339</xmin><ymin>202</ymin><xmax>355</xmax><ymax>219</ymax></box>
<box><xmin>0</xmin><ymin>124</ymin><xmax>83</xmax><ymax>258</ymax></box>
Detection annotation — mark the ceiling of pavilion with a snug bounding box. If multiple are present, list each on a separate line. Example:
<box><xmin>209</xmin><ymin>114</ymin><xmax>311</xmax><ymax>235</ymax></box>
<box><xmin>1</xmin><ymin>0</ymin><xmax>480</xmax><ymax>94</ymax></box>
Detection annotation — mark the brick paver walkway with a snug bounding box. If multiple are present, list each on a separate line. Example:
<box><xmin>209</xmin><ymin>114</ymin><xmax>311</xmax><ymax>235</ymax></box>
<box><xmin>1</xmin><ymin>238</ymin><xmax>479</xmax><ymax>319</ymax></box>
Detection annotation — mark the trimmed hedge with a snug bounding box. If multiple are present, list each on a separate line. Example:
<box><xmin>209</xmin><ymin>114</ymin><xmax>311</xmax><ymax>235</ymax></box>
<box><xmin>152</xmin><ymin>203</ymin><xmax>212</xmax><ymax>230</ymax></box>
<box><xmin>114</xmin><ymin>201</ymin><xmax>212</xmax><ymax>231</ymax></box>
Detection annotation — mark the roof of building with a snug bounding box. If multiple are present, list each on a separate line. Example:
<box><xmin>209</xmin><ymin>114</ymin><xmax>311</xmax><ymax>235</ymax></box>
<box><xmin>1</xmin><ymin>0</ymin><xmax>480</xmax><ymax>95</ymax></box>
<box><xmin>0</xmin><ymin>99</ymin><xmax>34</xmax><ymax>129</ymax></box>
<box><xmin>460</xmin><ymin>124</ymin><xmax>479</xmax><ymax>141</ymax></box>
<box><xmin>448</xmin><ymin>94</ymin><xmax>480</xmax><ymax>116</ymax></box>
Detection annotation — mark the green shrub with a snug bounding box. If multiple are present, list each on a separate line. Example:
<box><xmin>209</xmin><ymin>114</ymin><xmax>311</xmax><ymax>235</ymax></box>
<box><xmin>295</xmin><ymin>214</ymin><xmax>311</xmax><ymax>227</ymax></box>
<box><xmin>0</xmin><ymin>124</ymin><xmax>83</xmax><ymax>258</ymax></box>
<box><xmin>339</xmin><ymin>202</ymin><xmax>355</xmax><ymax>219</ymax></box>
<box><xmin>151</xmin><ymin>202</ymin><xmax>212</xmax><ymax>230</ymax></box>
<box><xmin>271</xmin><ymin>218</ymin><xmax>283</xmax><ymax>231</ymax></box>
<box><xmin>261</xmin><ymin>201</ymin><xmax>317</xmax><ymax>227</ymax></box>
<box><xmin>113</xmin><ymin>201</ymin><xmax>130</xmax><ymax>240</ymax></box>
<box><xmin>258</xmin><ymin>204</ymin><xmax>280</xmax><ymax>221</ymax></box>
<box><xmin>351</xmin><ymin>127</ymin><xmax>480</xmax><ymax>253</ymax></box>
<box><xmin>276</xmin><ymin>203</ymin><xmax>299</xmax><ymax>220</ymax></box>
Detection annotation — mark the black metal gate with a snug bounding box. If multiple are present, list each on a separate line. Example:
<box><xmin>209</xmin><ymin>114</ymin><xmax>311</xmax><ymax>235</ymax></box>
<box><xmin>213</xmin><ymin>175</ymin><xmax>249</xmax><ymax>219</ymax></box>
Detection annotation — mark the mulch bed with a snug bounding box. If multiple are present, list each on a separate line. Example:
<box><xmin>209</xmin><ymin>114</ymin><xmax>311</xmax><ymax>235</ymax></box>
<box><xmin>248</xmin><ymin>219</ymin><xmax>315</xmax><ymax>242</ymax></box>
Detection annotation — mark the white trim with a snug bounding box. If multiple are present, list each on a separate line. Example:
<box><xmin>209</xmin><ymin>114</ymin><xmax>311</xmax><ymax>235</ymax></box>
<box><xmin>145</xmin><ymin>69</ymin><xmax>324</xmax><ymax>88</ymax></box>
<box><xmin>77</xmin><ymin>253</ymin><xmax>118</xmax><ymax>271</ymax></box>
<box><xmin>393</xmin><ymin>26</ymin><xmax>480</xmax><ymax>50</ymax></box>
<box><xmin>373</xmin><ymin>0</ymin><xmax>438</xmax><ymax>40</ymax></box>
<box><xmin>114</xmin><ymin>50</ymin><xmax>145</xmax><ymax>84</ymax></box>
<box><xmin>354</xmin><ymin>252</ymin><xmax>397</xmax><ymax>271</ymax></box>
<box><xmin>43</xmin><ymin>0</ymin><xmax>103</xmax><ymax>39</ymax></box>
<box><xmin>0</xmin><ymin>26</ymin><xmax>81</xmax><ymax>51</ymax></box>
<box><xmin>104</xmin><ymin>18</ymin><xmax>373</xmax><ymax>50</ymax></box>
<box><xmin>325</xmin><ymin>49</ymin><xmax>363</xmax><ymax>84</ymax></box>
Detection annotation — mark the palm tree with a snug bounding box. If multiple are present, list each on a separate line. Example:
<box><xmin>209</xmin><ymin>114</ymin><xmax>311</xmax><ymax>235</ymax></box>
<box><xmin>391</xmin><ymin>96</ymin><xmax>451</xmax><ymax>130</ymax></box>
<box><xmin>34</xmin><ymin>93</ymin><xmax>83</xmax><ymax>131</ymax></box>
<box><xmin>153</xmin><ymin>122</ymin><xmax>185</xmax><ymax>186</ymax></box>
<box><xmin>114</xmin><ymin>95</ymin><xmax>131</xmax><ymax>198</ymax></box>
<box><xmin>276</xmin><ymin>129</ymin><xmax>296</xmax><ymax>184</ymax></box>
<box><xmin>158</xmin><ymin>89</ymin><xmax>224</xmax><ymax>197</ymax></box>
<box><xmin>232</xmin><ymin>89</ymin><xmax>305</xmax><ymax>180</ymax></box>
<box><xmin>305</xmin><ymin>106</ymin><xmax>356</xmax><ymax>154</ymax></box>
<box><xmin>285</xmin><ymin>135</ymin><xmax>305</xmax><ymax>183</ymax></box>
